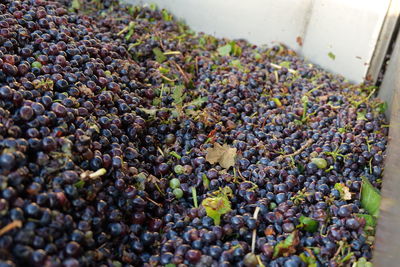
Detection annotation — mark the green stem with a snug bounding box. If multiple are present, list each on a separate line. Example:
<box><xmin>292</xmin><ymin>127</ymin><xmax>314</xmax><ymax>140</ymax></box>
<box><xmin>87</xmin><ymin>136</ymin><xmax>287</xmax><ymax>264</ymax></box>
<box><xmin>192</xmin><ymin>187</ymin><xmax>198</xmax><ymax>208</ymax></box>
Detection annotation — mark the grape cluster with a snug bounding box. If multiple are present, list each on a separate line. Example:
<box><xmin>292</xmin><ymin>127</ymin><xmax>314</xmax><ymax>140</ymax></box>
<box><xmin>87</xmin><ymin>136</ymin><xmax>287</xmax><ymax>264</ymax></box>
<box><xmin>0</xmin><ymin>0</ymin><xmax>387</xmax><ymax>266</ymax></box>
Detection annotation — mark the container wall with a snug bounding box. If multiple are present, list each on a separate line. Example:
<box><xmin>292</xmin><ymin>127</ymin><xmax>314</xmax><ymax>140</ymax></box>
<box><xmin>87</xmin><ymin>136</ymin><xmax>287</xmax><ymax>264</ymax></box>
<box><xmin>127</xmin><ymin>0</ymin><xmax>390</xmax><ymax>83</ymax></box>
<box><xmin>373</xmin><ymin>28</ymin><xmax>400</xmax><ymax>267</ymax></box>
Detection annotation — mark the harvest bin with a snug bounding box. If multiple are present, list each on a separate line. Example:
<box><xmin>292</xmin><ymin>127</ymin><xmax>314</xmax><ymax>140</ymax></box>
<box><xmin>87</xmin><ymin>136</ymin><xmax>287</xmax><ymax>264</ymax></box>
<box><xmin>132</xmin><ymin>0</ymin><xmax>400</xmax><ymax>265</ymax></box>
<box><xmin>1</xmin><ymin>0</ymin><xmax>400</xmax><ymax>266</ymax></box>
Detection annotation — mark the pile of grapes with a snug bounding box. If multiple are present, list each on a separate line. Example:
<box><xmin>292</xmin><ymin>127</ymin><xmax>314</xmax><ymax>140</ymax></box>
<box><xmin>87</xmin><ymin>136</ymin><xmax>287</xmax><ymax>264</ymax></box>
<box><xmin>0</xmin><ymin>0</ymin><xmax>388</xmax><ymax>266</ymax></box>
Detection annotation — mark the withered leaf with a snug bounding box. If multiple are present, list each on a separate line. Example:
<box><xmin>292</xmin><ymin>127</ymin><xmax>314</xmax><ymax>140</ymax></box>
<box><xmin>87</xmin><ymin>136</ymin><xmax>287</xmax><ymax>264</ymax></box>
<box><xmin>228</xmin><ymin>74</ymin><xmax>239</xmax><ymax>88</ymax></box>
<box><xmin>206</xmin><ymin>143</ymin><xmax>237</xmax><ymax>169</ymax></box>
<box><xmin>273</xmin><ymin>231</ymin><xmax>300</xmax><ymax>258</ymax></box>
<box><xmin>334</xmin><ymin>183</ymin><xmax>352</xmax><ymax>200</ymax></box>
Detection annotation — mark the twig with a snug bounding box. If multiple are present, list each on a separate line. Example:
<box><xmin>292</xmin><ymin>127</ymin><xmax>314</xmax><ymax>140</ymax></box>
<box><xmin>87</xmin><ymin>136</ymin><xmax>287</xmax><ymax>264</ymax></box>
<box><xmin>236</xmin><ymin>168</ymin><xmax>246</xmax><ymax>181</ymax></box>
<box><xmin>333</xmin><ymin>241</ymin><xmax>344</xmax><ymax>259</ymax></box>
<box><xmin>80</xmin><ymin>168</ymin><xmax>107</xmax><ymax>179</ymax></box>
<box><xmin>171</xmin><ymin>61</ymin><xmax>190</xmax><ymax>85</ymax></box>
<box><xmin>145</xmin><ymin>196</ymin><xmax>163</xmax><ymax>207</ymax></box>
<box><xmin>270</xmin><ymin>62</ymin><xmax>297</xmax><ymax>74</ymax></box>
<box><xmin>155</xmin><ymin>31</ymin><xmax>165</xmax><ymax>50</ymax></box>
<box><xmin>88</xmin><ymin>168</ymin><xmax>107</xmax><ymax>179</ymax></box>
<box><xmin>251</xmin><ymin>206</ymin><xmax>261</xmax><ymax>253</ymax></box>
<box><xmin>160</xmin><ymin>74</ymin><xmax>177</xmax><ymax>82</ymax></box>
<box><xmin>157</xmin><ymin>146</ymin><xmax>165</xmax><ymax>157</ymax></box>
<box><xmin>276</xmin><ymin>139</ymin><xmax>314</xmax><ymax>162</ymax></box>
<box><xmin>0</xmin><ymin>220</ymin><xmax>22</xmax><ymax>236</ymax></box>
<box><xmin>195</xmin><ymin>56</ymin><xmax>199</xmax><ymax>76</ymax></box>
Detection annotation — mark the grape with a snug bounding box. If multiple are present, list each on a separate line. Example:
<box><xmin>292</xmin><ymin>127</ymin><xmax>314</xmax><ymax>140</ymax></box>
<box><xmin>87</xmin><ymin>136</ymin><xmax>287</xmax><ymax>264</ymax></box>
<box><xmin>31</xmin><ymin>61</ymin><xmax>42</xmax><ymax>69</ymax></box>
<box><xmin>173</xmin><ymin>164</ymin><xmax>184</xmax><ymax>174</ymax></box>
<box><xmin>169</xmin><ymin>178</ymin><xmax>181</xmax><ymax>189</ymax></box>
<box><xmin>173</xmin><ymin>188</ymin><xmax>184</xmax><ymax>199</ymax></box>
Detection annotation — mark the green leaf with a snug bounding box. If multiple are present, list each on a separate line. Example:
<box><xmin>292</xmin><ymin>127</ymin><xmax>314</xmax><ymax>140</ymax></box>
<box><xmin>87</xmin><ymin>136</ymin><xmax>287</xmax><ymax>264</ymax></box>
<box><xmin>171</xmin><ymin>85</ymin><xmax>185</xmax><ymax>105</ymax></box>
<box><xmin>357</xmin><ymin>111</ymin><xmax>367</xmax><ymax>121</ymax></box>
<box><xmin>162</xmin><ymin>9</ymin><xmax>173</xmax><ymax>21</ymax></box>
<box><xmin>202</xmin><ymin>174</ymin><xmax>210</xmax><ymax>190</ymax></box>
<box><xmin>376</xmin><ymin>102</ymin><xmax>388</xmax><ymax>114</ymax></box>
<box><xmin>299</xmin><ymin>252</ymin><xmax>317</xmax><ymax>267</ymax></box>
<box><xmin>356</xmin><ymin>214</ymin><xmax>377</xmax><ymax>228</ymax></box>
<box><xmin>71</xmin><ymin>0</ymin><xmax>81</xmax><ymax>11</ymax></box>
<box><xmin>279</xmin><ymin>61</ymin><xmax>291</xmax><ymax>69</ymax></box>
<box><xmin>299</xmin><ymin>216</ymin><xmax>319</xmax><ymax>232</ymax></box>
<box><xmin>198</xmin><ymin>37</ymin><xmax>206</xmax><ymax>47</ymax></box>
<box><xmin>230</xmin><ymin>41</ymin><xmax>242</xmax><ymax>56</ymax></box>
<box><xmin>202</xmin><ymin>195</ymin><xmax>231</xmax><ymax>225</ymax></box>
<box><xmin>186</xmin><ymin>96</ymin><xmax>208</xmax><ymax>107</ymax></box>
<box><xmin>217</xmin><ymin>44</ymin><xmax>232</xmax><ymax>57</ymax></box>
<box><xmin>149</xmin><ymin>3</ymin><xmax>157</xmax><ymax>11</ymax></box>
<box><xmin>328</xmin><ymin>52</ymin><xmax>336</xmax><ymax>60</ymax></box>
<box><xmin>139</xmin><ymin>108</ymin><xmax>158</xmax><ymax>116</ymax></box>
<box><xmin>361</xmin><ymin>176</ymin><xmax>381</xmax><ymax>217</ymax></box>
<box><xmin>152</xmin><ymin>97</ymin><xmax>162</xmax><ymax>106</ymax></box>
<box><xmin>74</xmin><ymin>180</ymin><xmax>85</xmax><ymax>188</ymax></box>
<box><xmin>158</xmin><ymin>66</ymin><xmax>170</xmax><ymax>74</ymax></box>
<box><xmin>153</xmin><ymin>48</ymin><xmax>166</xmax><ymax>63</ymax></box>
<box><xmin>254</xmin><ymin>52</ymin><xmax>262</xmax><ymax>60</ymax></box>
<box><xmin>230</xmin><ymin>59</ymin><xmax>243</xmax><ymax>70</ymax></box>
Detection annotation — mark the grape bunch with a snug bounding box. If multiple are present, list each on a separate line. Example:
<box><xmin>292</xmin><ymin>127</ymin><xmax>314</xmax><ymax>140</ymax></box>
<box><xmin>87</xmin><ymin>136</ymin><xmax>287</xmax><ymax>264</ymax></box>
<box><xmin>0</xmin><ymin>0</ymin><xmax>387</xmax><ymax>266</ymax></box>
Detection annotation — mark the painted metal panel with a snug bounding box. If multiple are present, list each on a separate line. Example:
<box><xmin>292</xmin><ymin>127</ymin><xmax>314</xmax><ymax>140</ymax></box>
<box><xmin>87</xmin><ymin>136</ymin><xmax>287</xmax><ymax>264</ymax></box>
<box><xmin>373</xmin><ymin>30</ymin><xmax>400</xmax><ymax>265</ymax></box>
<box><xmin>128</xmin><ymin>0</ymin><xmax>390</xmax><ymax>83</ymax></box>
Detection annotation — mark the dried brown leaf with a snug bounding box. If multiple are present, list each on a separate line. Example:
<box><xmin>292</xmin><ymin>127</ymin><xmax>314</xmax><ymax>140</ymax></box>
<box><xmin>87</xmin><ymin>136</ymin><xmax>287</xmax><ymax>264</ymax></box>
<box><xmin>206</xmin><ymin>143</ymin><xmax>237</xmax><ymax>169</ymax></box>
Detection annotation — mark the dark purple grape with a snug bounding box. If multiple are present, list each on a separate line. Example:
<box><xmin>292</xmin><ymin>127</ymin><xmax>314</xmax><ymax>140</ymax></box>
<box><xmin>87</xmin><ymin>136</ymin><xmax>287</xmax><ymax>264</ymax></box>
<box><xmin>19</xmin><ymin>106</ymin><xmax>34</xmax><ymax>120</ymax></box>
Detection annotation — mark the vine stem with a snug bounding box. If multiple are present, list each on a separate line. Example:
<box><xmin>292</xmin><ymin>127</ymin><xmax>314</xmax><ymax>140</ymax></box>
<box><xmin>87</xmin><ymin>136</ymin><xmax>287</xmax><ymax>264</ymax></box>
<box><xmin>251</xmin><ymin>206</ymin><xmax>261</xmax><ymax>254</ymax></box>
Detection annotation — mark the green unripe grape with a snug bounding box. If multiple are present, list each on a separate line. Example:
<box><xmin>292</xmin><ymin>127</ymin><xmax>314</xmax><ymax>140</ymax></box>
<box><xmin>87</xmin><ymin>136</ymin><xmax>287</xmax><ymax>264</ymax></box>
<box><xmin>173</xmin><ymin>188</ymin><xmax>183</xmax><ymax>199</ymax></box>
<box><xmin>173</xmin><ymin>164</ymin><xmax>184</xmax><ymax>174</ymax></box>
<box><xmin>311</xmin><ymin>157</ymin><xmax>328</xmax><ymax>169</ymax></box>
<box><xmin>31</xmin><ymin>61</ymin><xmax>42</xmax><ymax>68</ymax></box>
<box><xmin>169</xmin><ymin>178</ymin><xmax>180</xmax><ymax>189</ymax></box>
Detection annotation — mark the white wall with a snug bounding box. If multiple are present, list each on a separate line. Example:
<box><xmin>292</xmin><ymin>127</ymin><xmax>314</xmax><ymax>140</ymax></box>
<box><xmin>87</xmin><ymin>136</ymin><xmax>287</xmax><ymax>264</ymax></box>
<box><xmin>128</xmin><ymin>0</ymin><xmax>390</xmax><ymax>83</ymax></box>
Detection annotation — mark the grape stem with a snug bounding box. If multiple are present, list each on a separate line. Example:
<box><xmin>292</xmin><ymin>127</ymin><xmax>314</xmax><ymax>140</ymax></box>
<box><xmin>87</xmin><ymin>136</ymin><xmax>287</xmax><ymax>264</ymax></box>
<box><xmin>0</xmin><ymin>220</ymin><xmax>22</xmax><ymax>236</ymax></box>
<box><xmin>80</xmin><ymin>168</ymin><xmax>107</xmax><ymax>180</ymax></box>
<box><xmin>171</xmin><ymin>61</ymin><xmax>190</xmax><ymax>85</ymax></box>
<box><xmin>251</xmin><ymin>206</ymin><xmax>261</xmax><ymax>254</ymax></box>
<box><xmin>145</xmin><ymin>196</ymin><xmax>163</xmax><ymax>207</ymax></box>
<box><xmin>270</xmin><ymin>62</ymin><xmax>297</xmax><ymax>74</ymax></box>
<box><xmin>276</xmin><ymin>139</ymin><xmax>314</xmax><ymax>162</ymax></box>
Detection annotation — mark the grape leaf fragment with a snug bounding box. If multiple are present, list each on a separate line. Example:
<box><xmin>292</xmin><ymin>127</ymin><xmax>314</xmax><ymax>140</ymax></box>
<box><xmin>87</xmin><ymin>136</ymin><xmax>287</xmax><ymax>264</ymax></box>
<box><xmin>273</xmin><ymin>231</ymin><xmax>300</xmax><ymax>258</ymax></box>
<box><xmin>335</xmin><ymin>183</ymin><xmax>352</xmax><ymax>200</ymax></box>
<box><xmin>205</xmin><ymin>143</ymin><xmax>237</xmax><ymax>169</ymax></box>
<box><xmin>360</xmin><ymin>176</ymin><xmax>381</xmax><ymax>217</ymax></box>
